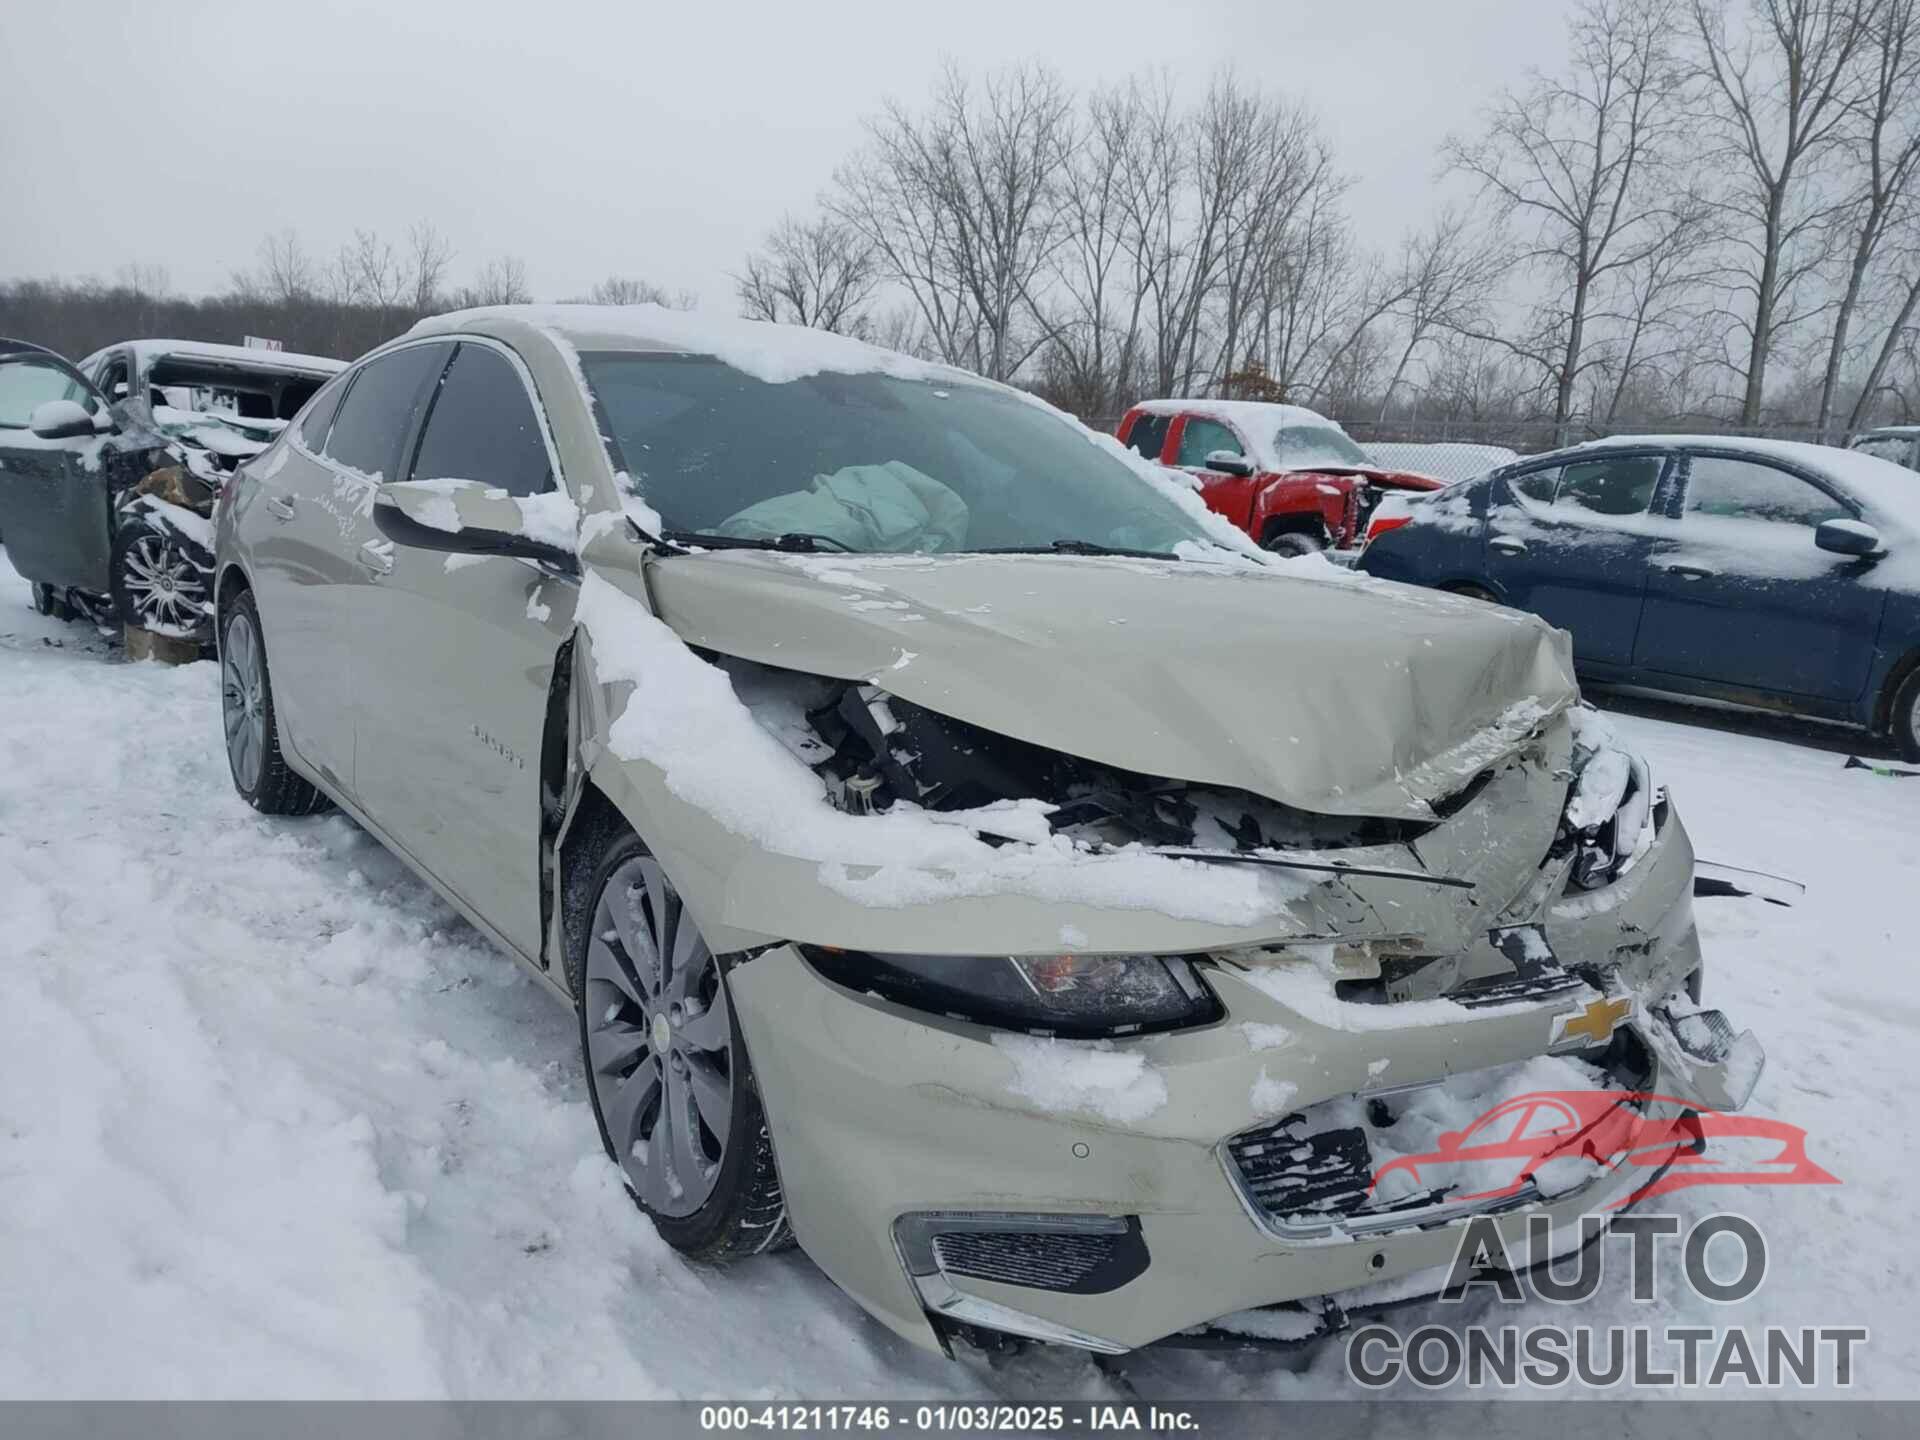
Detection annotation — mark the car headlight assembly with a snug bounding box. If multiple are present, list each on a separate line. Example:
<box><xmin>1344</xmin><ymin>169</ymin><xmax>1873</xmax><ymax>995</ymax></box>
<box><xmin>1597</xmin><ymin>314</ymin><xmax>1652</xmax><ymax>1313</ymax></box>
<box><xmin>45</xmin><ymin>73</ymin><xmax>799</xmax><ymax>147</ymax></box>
<box><xmin>801</xmin><ymin>947</ymin><xmax>1220</xmax><ymax>1037</ymax></box>
<box><xmin>1563</xmin><ymin>708</ymin><xmax>1660</xmax><ymax>891</ymax></box>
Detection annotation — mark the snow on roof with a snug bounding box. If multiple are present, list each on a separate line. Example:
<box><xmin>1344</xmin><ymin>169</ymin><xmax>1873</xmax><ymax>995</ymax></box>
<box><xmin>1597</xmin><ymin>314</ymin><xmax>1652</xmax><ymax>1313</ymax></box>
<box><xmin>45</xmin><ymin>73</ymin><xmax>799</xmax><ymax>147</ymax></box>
<box><xmin>1129</xmin><ymin>397</ymin><xmax>1350</xmax><ymax>472</ymax></box>
<box><xmin>414</xmin><ymin>304</ymin><xmax>974</xmax><ymax>388</ymax></box>
<box><xmin>1574</xmin><ymin>433</ymin><xmax>1920</xmax><ymax>533</ymax></box>
<box><xmin>1131</xmin><ymin>396</ymin><xmax>1335</xmax><ymax>432</ymax></box>
<box><xmin>122</xmin><ymin>339</ymin><xmax>344</xmax><ymax>377</ymax></box>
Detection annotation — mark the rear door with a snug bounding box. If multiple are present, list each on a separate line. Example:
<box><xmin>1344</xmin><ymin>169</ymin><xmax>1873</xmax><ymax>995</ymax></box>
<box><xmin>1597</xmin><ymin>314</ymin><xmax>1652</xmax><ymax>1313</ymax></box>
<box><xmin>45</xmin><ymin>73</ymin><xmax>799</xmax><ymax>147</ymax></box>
<box><xmin>0</xmin><ymin>351</ymin><xmax>118</xmax><ymax>591</ymax></box>
<box><xmin>1482</xmin><ymin>450</ymin><xmax>1672</xmax><ymax>670</ymax></box>
<box><xmin>350</xmin><ymin>339</ymin><xmax>576</xmax><ymax>961</ymax></box>
<box><xmin>1633</xmin><ymin>451</ymin><xmax>1885</xmax><ymax>702</ymax></box>
<box><xmin>249</xmin><ymin>343</ymin><xmax>451</xmax><ymax>796</ymax></box>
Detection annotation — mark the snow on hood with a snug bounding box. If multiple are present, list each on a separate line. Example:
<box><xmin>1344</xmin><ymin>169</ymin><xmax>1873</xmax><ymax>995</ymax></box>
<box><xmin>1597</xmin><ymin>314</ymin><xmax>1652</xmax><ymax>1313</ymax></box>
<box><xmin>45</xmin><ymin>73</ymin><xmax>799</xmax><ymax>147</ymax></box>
<box><xmin>643</xmin><ymin>549</ymin><xmax>1578</xmax><ymax>821</ymax></box>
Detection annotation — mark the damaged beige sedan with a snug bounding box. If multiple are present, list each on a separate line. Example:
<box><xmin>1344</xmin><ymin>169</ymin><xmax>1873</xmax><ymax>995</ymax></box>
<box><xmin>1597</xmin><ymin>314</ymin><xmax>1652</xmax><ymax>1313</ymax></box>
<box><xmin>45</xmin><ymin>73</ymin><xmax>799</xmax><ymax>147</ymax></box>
<box><xmin>213</xmin><ymin>307</ymin><xmax>1764</xmax><ymax>1356</ymax></box>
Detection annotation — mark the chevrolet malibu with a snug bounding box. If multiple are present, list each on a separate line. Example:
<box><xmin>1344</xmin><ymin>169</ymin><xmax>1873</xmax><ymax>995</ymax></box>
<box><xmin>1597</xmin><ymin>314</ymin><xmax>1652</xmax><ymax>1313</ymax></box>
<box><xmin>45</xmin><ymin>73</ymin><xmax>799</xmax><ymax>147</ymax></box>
<box><xmin>213</xmin><ymin>307</ymin><xmax>1764</xmax><ymax>1356</ymax></box>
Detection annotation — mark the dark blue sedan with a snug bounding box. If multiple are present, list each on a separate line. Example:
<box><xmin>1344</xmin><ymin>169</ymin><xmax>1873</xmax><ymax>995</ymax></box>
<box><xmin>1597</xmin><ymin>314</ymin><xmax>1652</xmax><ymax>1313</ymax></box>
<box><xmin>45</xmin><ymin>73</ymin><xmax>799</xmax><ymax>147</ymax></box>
<box><xmin>1355</xmin><ymin>436</ymin><xmax>1920</xmax><ymax>758</ymax></box>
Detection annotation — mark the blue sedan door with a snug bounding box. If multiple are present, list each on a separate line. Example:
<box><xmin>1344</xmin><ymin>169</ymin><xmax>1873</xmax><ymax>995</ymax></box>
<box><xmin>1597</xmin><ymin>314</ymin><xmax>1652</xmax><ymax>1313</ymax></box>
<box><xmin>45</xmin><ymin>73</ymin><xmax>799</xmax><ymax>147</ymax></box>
<box><xmin>1632</xmin><ymin>451</ymin><xmax>1885</xmax><ymax>703</ymax></box>
<box><xmin>1482</xmin><ymin>450</ymin><xmax>1672</xmax><ymax>671</ymax></box>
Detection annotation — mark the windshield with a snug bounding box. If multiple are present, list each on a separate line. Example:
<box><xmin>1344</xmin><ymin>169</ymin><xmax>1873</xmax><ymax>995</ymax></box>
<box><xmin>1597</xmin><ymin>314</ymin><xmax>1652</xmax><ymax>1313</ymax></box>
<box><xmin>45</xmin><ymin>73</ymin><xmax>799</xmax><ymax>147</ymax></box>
<box><xmin>1273</xmin><ymin>423</ymin><xmax>1368</xmax><ymax>470</ymax></box>
<box><xmin>578</xmin><ymin>353</ymin><xmax>1215</xmax><ymax>556</ymax></box>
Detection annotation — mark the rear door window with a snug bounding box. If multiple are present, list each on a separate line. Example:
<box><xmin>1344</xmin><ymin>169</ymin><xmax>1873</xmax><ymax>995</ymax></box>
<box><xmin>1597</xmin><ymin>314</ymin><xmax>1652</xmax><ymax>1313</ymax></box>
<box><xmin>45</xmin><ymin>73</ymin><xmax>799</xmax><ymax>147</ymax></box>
<box><xmin>1554</xmin><ymin>455</ymin><xmax>1663</xmax><ymax>517</ymax></box>
<box><xmin>297</xmin><ymin>374</ymin><xmax>351</xmax><ymax>453</ymax></box>
<box><xmin>1124</xmin><ymin>412</ymin><xmax>1170</xmax><ymax>461</ymax></box>
<box><xmin>406</xmin><ymin>343</ymin><xmax>552</xmax><ymax>496</ymax></box>
<box><xmin>1175</xmin><ymin>417</ymin><xmax>1242</xmax><ymax>468</ymax></box>
<box><xmin>321</xmin><ymin>343</ymin><xmax>452</xmax><ymax>480</ymax></box>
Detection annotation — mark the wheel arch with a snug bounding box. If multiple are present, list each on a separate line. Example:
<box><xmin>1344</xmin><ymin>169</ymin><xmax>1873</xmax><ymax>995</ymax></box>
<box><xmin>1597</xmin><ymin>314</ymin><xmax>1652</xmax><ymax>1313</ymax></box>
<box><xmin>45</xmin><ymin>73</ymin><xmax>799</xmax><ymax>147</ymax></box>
<box><xmin>1873</xmin><ymin>643</ymin><xmax>1920</xmax><ymax>735</ymax></box>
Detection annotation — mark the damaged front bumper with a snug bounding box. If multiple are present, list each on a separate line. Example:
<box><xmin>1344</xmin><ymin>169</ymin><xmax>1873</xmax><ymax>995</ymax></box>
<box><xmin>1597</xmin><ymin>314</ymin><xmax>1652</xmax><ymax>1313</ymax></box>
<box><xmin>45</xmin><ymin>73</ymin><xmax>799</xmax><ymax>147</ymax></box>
<box><xmin>727</xmin><ymin>797</ymin><xmax>1764</xmax><ymax>1356</ymax></box>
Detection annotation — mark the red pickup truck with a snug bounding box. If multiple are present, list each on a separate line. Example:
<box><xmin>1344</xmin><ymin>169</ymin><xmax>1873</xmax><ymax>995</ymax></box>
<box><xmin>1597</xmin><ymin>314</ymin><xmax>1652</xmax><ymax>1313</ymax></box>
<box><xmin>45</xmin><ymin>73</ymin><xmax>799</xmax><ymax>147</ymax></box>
<box><xmin>1116</xmin><ymin>399</ymin><xmax>1444</xmax><ymax>554</ymax></box>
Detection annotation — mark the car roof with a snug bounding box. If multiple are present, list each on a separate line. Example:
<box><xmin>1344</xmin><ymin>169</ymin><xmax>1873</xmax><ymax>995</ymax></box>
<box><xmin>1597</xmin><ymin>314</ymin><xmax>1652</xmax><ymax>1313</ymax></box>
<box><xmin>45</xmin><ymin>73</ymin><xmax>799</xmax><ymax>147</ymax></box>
<box><xmin>1856</xmin><ymin>425</ymin><xmax>1920</xmax><ymax>437</ymax></box>
<box><xmin>1129</xmin><ymin>396</ymin><xmax>1337</xmax><ymax>432</ymax></box>
<box><xmin>110</xmin><ymin>338</ymin><xmax>345</xmax><ymax>377</ymax></box>
<box><xmin>408</xmin><ymin>304</ymin><xmax>984</xmax><ymax>393</ymax></box>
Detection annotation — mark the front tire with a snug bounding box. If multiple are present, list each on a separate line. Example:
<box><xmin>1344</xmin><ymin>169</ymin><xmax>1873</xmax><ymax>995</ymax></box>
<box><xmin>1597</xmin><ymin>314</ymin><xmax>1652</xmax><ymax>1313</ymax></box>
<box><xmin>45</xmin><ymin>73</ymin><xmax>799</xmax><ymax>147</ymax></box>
<box><xmin>1261</xmin><ymin>529</ymin><xmax>1323</xmax><ymax>557</ymax></box>
<box><xmin>1892</xmin><ymin>667</ymin><xmax>1920</xmax><ymax>762</ymax></box>
<box><xmin>220</xmin><ymin>590</ymin><xmax>327</xmax><ymax>815</ymax></box>
<box><xmin>573</xmin><ymin>831</ymin><xmax>792</xmax><ymax>1261</ymax></box>
<box><xmin>113</xmin><ymin>518</ymin><xmax>212</xmax><ymax>639</ymax></box>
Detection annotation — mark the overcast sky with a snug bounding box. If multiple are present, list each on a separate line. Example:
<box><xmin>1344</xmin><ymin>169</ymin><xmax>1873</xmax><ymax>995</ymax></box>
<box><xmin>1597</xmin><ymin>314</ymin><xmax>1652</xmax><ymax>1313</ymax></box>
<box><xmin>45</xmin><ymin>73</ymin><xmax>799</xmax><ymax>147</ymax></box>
<box><xmin>0</xmin><ymin>0</ymin><xmax>1576</xmax><ymax>307</ymax></box>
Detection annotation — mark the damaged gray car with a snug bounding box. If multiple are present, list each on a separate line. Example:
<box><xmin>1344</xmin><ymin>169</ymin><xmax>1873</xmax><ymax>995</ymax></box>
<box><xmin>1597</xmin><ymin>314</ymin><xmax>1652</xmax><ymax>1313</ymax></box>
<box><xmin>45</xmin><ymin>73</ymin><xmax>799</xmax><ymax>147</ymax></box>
<box><xmin>213</xmin><ymin>307</ymin><xmax>1765</xmax><ymax>1357</ymax></box>
<box><xmin>0</xmin><ymin>336</ymin><xmax>341</xmax><ymax>637</ymax></box>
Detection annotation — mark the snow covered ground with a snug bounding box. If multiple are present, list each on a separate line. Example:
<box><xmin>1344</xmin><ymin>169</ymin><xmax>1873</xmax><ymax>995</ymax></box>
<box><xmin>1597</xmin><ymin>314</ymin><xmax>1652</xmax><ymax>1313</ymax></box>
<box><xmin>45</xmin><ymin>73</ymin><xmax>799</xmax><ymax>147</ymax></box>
<box><xmin>1</xmin><ymin>549</ymin><xmax>1914</xmax><ymax>1400</ymax></box>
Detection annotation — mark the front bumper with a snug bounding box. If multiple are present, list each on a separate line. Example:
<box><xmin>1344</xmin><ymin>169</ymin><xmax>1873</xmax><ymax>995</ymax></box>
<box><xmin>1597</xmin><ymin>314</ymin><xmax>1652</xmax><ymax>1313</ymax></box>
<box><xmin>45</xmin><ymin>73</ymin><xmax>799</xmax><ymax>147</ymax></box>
<box><xmin>728</xmin><ymin>803</ymin><xmax>1759</xmax><ymax>1355</ymax></box>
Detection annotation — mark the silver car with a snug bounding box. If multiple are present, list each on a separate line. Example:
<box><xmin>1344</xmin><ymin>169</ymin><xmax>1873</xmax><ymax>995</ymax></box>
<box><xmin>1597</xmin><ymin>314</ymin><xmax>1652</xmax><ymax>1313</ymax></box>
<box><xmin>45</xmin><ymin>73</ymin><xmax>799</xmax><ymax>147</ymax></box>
<box><xmin>214</xmin><ymin>307</ymin><xmax>1763</xmax><ymax>1356</ymax></box>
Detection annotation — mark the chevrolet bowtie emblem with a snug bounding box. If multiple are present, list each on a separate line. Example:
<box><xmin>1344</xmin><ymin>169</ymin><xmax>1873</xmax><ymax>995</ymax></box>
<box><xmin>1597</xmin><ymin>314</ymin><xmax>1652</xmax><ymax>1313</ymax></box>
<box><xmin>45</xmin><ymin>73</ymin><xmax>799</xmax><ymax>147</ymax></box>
<box><xmin>1555</xmin><ymin>994</ymin><xmax>1634</xmax><ymax>1047</ymax></box>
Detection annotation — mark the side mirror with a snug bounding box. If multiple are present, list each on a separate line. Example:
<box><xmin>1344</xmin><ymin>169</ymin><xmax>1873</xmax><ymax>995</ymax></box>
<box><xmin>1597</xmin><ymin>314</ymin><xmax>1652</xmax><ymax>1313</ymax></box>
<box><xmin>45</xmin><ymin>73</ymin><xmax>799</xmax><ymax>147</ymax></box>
<box><xmin>1204</xmin><ymin>449</ymin><xmax>1255</xmax><ymax>478</ymax></box>
<box><xmin>1815</xmin><ymin>517</ymin><xmax>1884</xmax><ymax>558</ymax></box>
<box><xmin>373</xmin><ymin>478</ymin><xmax>579</xmax><ymax>572</ymax></box>
<box><xmin>28</xmin><ymin>399</ymin><xmax>101</xmax><ymax>441</ymax></box>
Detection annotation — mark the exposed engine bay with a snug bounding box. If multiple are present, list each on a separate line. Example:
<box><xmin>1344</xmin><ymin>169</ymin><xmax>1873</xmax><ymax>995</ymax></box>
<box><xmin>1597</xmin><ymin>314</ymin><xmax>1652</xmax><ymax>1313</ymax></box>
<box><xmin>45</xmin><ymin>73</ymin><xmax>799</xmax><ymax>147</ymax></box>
<box><xmin>718</xmin><ymin>653</ymin><xmax>1440</xmax><ymax>855</ymax></box>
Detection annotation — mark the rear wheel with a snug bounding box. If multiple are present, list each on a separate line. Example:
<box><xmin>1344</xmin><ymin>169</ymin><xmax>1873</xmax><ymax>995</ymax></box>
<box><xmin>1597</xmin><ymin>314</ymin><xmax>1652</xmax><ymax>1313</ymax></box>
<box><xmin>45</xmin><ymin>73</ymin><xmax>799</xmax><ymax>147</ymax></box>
<box><xmin>30</xmin><ymin>581</ymin><xmax>73</xmax><ymax>621</ymax></box>
<box><xmin>1893</xmin><ymin>667</ymin><xmax>1920</xmax><ymax>762</ymax></box>
<box><xmin>574</xmin><ymin>832</ymin><xmax>792</xmax><ymax>1261</ymax></box>
<box><xmin>220</xmin><ymin>590</ymin><xmax>327</xmax><ymax>815</ymax></box>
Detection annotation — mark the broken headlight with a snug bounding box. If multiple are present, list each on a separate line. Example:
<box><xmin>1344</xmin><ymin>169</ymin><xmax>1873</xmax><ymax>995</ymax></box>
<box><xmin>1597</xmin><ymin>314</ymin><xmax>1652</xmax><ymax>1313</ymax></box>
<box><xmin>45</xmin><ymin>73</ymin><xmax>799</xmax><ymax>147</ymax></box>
<box><xmin>1563</xmin><ymin>706</ymin><xmax>1659</xmax><ymax>891</ymax></box>
<box><xmin>802</xmin><ymin>947</ymin><xmax>1220</xmax><ymax>1037</ymax></box>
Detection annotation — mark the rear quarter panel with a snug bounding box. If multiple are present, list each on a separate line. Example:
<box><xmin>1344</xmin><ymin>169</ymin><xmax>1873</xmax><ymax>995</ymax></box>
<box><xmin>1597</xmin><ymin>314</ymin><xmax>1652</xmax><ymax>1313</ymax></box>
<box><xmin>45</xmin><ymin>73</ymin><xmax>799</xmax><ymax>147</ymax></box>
<box><xmin>1354</xmin><ymin>479</ymin><xmax>1489</xmax><ymax>589</ymax></box>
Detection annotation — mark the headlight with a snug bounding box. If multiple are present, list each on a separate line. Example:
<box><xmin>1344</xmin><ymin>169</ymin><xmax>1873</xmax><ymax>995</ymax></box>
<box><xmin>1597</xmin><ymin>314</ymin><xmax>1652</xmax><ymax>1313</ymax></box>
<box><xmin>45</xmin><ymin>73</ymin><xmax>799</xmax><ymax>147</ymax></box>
<box><xmin>1563</xmin><ymin>705</ymin><xmax>1659</xmax><ymax>890</ymax></box>
<box><xmin>801</xmin><ymin>947</ymin><xmax>1220</xmax><ymax>1037</ymax></box>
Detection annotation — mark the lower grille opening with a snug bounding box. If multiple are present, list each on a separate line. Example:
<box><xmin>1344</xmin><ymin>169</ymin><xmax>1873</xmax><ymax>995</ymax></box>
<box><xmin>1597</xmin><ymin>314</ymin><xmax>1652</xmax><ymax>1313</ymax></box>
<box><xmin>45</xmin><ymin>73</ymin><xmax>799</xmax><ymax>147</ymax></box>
<box><xmin>1225</xmin><ymin>1032</ymin><xmax>1653</xmax><ymax>1238</ymax></box>
<box><xmin>898</xmin><ymin>1212</ymin><xmax>1149</xmax><ymax>1297</ymax></box>
<box><xmin>934</xmin><ymin>1229</ymin><xmax>1123</xmax><ymax>1293</ymax></box>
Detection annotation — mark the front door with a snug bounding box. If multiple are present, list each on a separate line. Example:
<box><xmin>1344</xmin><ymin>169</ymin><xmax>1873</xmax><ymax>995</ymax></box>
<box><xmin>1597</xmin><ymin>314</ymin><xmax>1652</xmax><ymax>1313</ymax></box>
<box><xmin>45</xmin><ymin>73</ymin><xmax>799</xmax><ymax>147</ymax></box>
<box><xmin>1171</xmin><ymin>414</ymin><xmax>1260</xmax><ymax>530</ymax></box>
<box><xmin>1633</xmin><ymin>452</ymin><xmax>1886</xmax><ymax>702</ymax></box>
<box><xmin>350</xmin><ymin>340</ymin><xmax>575</xmax><ymax>963</ymax></box>
<box><xmin>0</xmin><ymin>352</ymin><xmax>116</xmax><ymax>591</ymax></box>
<box><xmin>1483</xmin><ymin>451</ymin><xmax>1673</xmax><ymax>670</ymax></box>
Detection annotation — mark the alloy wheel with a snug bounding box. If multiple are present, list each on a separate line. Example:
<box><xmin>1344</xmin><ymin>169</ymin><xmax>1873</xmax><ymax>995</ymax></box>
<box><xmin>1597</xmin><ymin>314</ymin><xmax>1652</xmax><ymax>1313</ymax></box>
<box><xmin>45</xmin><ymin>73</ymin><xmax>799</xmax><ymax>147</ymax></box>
<box><xmin>122</xmin><ymin>530</ymin><xmax>208</xmax><ymax>633</ymax></box>
<box><xmin>221</xmin><ymin>610</ymin><xmax>267</xmax><ymax>794</ymax></box>
<box><xmin>584</xmin><ymin>855</ymin><xmax>735</xmax><ymax>1217</ymax></box>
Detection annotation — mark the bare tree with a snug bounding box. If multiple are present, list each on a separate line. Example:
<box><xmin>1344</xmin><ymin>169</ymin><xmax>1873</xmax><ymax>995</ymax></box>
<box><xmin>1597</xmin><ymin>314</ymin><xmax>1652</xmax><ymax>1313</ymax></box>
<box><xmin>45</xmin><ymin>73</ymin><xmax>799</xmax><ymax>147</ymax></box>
<box><xmin>1447</xmin><ymin>0</ymin><xmax>1691</xmax><ymax>442</ymax></box>
<box><xmin>406</xmin><ymin>222</ymin><xmax>454</xmax><ymax>314</ymax></box>
<box><xmin>1816</xmin><ymin>0</ymin><xmax>1920</xmax><ymax>434</ymax></box>
<box><xmin>1690</xmin><ymin>0</ymin><xmax>1876</xmax><ymax>422</ymax></box>
<box><xmin>454</xmin><ymin>255</ymin><xmax>532</xmax><ymax>307</ymax></box>
<box><xmin>1375</xmin><ymin>211</ymin><xmax>1506</xmax><ymax>419</ymax></box>
<box><xmin>736</xmin><ymin>214</ymin><xmax>879</xmax><ymax>332</ymax></box>
<box><xmin>246</xmin><ymin>229</ymin><xmax>315</xmax><ymax>304</ymax></box>
<box><xmin>582</xmin><ymin>275</ymin><xmax>696</xmax><ymax>308</ymax></box>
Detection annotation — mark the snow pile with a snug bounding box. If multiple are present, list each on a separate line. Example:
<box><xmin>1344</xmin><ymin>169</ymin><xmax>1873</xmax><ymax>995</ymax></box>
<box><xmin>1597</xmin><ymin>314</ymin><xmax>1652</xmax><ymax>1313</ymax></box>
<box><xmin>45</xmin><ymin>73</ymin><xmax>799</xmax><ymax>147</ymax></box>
<box><xmin>1239</xmin><ymin>944</ymin><xmax>1565</xmax><ymax>1034</ymax></box>
<box><xmin>574</xmin><ymin>572</ymin><xmax>1298</xmax><ymax>924</ymax></box>
<box><xmin>990</xmin><ymin>1034</ymin><xmax>1168</xmax><ymax>1124</ymax></box>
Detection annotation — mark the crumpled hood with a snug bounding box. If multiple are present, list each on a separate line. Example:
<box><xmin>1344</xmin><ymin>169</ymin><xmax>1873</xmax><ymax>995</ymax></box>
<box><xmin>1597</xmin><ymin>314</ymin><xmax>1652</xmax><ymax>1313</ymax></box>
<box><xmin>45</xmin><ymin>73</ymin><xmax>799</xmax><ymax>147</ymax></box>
<box><xmin>641</xmin><ymin>550</ymin><xmax>1577</xmax><ymax>821</ymax></box>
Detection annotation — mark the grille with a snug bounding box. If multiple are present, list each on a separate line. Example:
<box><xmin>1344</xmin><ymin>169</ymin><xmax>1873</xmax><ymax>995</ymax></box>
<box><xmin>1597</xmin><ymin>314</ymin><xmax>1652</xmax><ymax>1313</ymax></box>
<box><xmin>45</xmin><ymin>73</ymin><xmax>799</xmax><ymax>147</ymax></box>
<box><xmin>931</xmin><ymin>1229</ymin><xmax>1126</xmax><ymax>1294</ymax></box>
<box><xmin>1226</xmin><ymin>1119</ymin><xmax>1374</xmax><ymax>1224</ymax></box>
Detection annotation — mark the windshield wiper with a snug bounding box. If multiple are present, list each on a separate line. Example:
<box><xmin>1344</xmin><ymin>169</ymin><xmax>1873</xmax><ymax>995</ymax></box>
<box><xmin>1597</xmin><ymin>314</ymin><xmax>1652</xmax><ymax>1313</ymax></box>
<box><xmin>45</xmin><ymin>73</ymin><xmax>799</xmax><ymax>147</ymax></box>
<box><xmin>972</xmin><ymin>539</ymin><xmax>1181</xmax><ymax>560</ymax></box>
<box><xmin>662</xmin><ymin>530</ymin><xmax>855</xmax><ymax>554</ymax></box>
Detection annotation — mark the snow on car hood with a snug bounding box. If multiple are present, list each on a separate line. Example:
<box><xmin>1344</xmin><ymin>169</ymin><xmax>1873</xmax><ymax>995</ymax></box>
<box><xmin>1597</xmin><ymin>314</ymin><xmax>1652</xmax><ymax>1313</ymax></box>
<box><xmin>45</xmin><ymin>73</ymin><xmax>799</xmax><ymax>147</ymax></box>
<box><xmin>643</xmin><ymin>550</ymin><xmax>1578</xmax><ymax>821</ymax></box>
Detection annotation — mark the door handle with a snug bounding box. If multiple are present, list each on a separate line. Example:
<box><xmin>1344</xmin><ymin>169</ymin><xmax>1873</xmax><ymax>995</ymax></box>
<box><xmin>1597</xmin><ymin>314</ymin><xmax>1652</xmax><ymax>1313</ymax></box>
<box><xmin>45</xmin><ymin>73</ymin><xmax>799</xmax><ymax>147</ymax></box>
<box><xmin>357</xmin><ymin>540</ymin><xmax>395</xmax><ymax>577</ymax></box>
<box><xmin>265</xmin><ymin>495</ymin><xmax>296</xmax><ymax>522</ymax></box>
<box><xmin>1659</xmin><ymin>562</ymin><xmax>1714</xmax><ymax>580</ymax></box>
<box><xmin>1489</xmin><ymin>535</ymin><xmax>1528</xmax><ymax>556</ymax></box>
